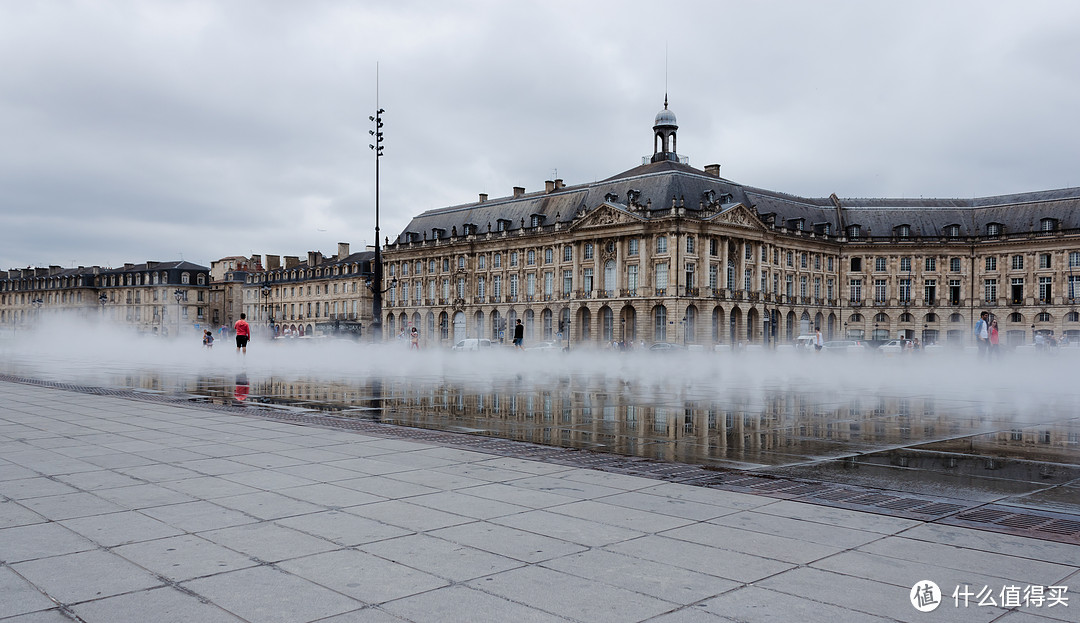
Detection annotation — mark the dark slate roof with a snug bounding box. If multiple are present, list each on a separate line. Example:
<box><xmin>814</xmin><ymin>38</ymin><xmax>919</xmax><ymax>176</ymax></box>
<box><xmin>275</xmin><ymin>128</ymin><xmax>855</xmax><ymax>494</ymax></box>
<box><xmin>393</xmin><ymin>159</ymin><xmax>1080</xmax><ymax>242</ymax></box>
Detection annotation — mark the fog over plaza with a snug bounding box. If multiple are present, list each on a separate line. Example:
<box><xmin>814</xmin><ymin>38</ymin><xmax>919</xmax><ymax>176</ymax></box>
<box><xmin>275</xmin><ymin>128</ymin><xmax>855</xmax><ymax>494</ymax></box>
<box><xmin>3</xmin><ymin>1</ymin><xmax>1080</xmax><ymax>271</ymax></box>
<box><xmin>4</xmin><ymin>315</ymin><xmax>1077</xmax><ymax>417</ymax></box>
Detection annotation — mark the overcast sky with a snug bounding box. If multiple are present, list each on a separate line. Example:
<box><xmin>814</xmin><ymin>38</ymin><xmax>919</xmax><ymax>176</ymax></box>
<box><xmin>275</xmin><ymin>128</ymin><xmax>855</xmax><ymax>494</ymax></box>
<box><xmin>3</xmin><ymin>0</ymin><xmax>1080</xmax><ymax>271</ymax></box>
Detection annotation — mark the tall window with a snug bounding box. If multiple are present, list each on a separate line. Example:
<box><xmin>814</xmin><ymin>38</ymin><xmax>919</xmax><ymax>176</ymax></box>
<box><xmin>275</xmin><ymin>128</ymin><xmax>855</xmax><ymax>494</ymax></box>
<box><xmin>900</xmin><ymin>257</ymin><xmax>912</xmax><ymax>272</ymax></box>
<box><xmin>709</xmin><ymin>265</ymin><xmax>718</xmax><ymax>289</ymax></box>
<box><xmin>925</xmin><ymin>257</ymin><xmax>936</xmax><ymax>271</ymax></box>
<box><xmin>687</xmin><ymin>236</ymin><xmax>695</xmax><ymax>253</ymax></box>
<box><xmin>1070</xmin><ymin>251</ymin><xmax>1080</xmax><ymax>268</ymax></box>
<box><xmin>583</xmin><ymin>268</ymin><xmax>593</xmax><ymax>293</ymax></box>
<box><xmin>627</xmin><ymin>265</ymin><xmax>638</xmax><ymax>294</ymax></box>
<box><xmin>655</xmin><ymin>263</ymin><xmax>668</xmax><ymax>292</ymax></box>
<box><xmin>509</xmin><ymin>275</ymin><xmax>518</xmax><ymax>298</ymax></box>
<box><xmin>984</xmin><ymin>278</ymin><xmax>997</xmax><ymax>302</ymax></box>
<box><xmin>924</xmin><ymin>279</ymin><xmax>936</xmax><ymax>304</ymax></box>
<box><xmin>510</xmin><ymin>252</ymin><xmax>518</xmax><ymax>267</ymax></box>
<box><xmin>544</xmin><ymin>248</ymin><xmax>553</xmax><ymax>264</ymax></box>
<box><xmin>477</xmin><ymin>277</ymin><xmax>485</xmax><ymax>298</ymax></box>
<box><xmin>493</xmin><ymin>253</ymin><xmax>501</xmax><ymax>268</ymax></box>
<box><xmin>850</xmin><ymin>278</ymin><xmax>863</xmax><ymax>302</ymax></box>
<box><xmin>875</xmin><ymin>257</ymin><xmax>886</xmax><ymax>272</ymax></box>
<box><xmin>747</xmin><ymin>269</ymin><xmax>754</xmax><ymax>292</ymax></box>
<box><xmin>526</xmin><ymin>273</ymin><xmax>535</xmax><ymax>296</ymax></box>
<box><xmin>686</xmin><ymin>263</ymin><xmax>696</xmax><ymax>288</ymax></box>
<box><xmin>563</xmin><ymin>270</ymin><xmax>573</xmax><ymax>295</ymax></box>
<box><xmin>899</xmin><ymin>278</ymin><xmax>911</xmax><ymax>302</ymax></box>
<box><xmin>527</xmin><ymin>250</ymin><xmax>535</xmax><ymax>265</ymax></box>
<box><xmin>656</xmin><ymin>236</ymin><xmax>667</xmax><ymax>254</ymax></box>
<box><xmin>653</xmin><ymin>305</ymin><xmax>667</xmax><ymax>342</ymax></box>
<box><xmin>986</xmin><ymin>257</ymin><xmax>997</xmax><ymax>271</ymax></box>
<box><xmin>477</xmin><ymin>254</ymin><xmax>486</xmax><ymax>269</ymax></box>
<box><xmin>1039</xmin><ymin>253</ymin><xmax>1051</xmax><ymax>269</ymax></box>
<box><xmin>493</xmin><ymin>275</ymin><xmax>502</xmax><ymax>298</ymax></box>
<box><xmin>1011</xmin><ymin>255</ymin><xmax>1024</xmax><ymax>270</ymax></box>
<box><xmin>584</xmin><ymin>243</ymin><xmax>594</xmax><ymax>259</ymax></box>
<box><xmin>628</xmin><ymin>239</ymin><xmax>639</xmax><ymax>256</ymax></box>
<box><xmin>1039</xmin><ymin>276</ymin><xmax>1052</xmax><ymax>302</ymax></box>
<box><xmin>874</xmin><ymin>279</ymin><xmax>887</xmax><ymax>302</ymax></box>
<box><xmin>563</xmin><ymin>246</ymin><xmax>573</xmax><ymax>262</ymax></box>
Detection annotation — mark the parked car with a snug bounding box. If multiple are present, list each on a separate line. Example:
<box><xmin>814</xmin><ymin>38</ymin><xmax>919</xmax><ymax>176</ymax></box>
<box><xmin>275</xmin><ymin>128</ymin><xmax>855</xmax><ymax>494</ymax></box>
<box><xmin>526</xmin><ymin>341</ymin><xmax>561</xmax><ymax>352</ymax></box>
<box><xmin>649</xmin><ymin>342</ymin><xmax>685</xmax><ymax>351</ymax></box>
<box><xmin>451</xmin><ymin>338</ymin><xmax>493</xmax><ymax>351</ymax></box>
<box><xmin>822</xmin><ymin>340</ymin><xmax>869</xmax><ymax>353</ymax></box>
<box><xmin>878</xmin><ymin>339</ymin><xmax>912</xmax><ymax>354</ymax></box>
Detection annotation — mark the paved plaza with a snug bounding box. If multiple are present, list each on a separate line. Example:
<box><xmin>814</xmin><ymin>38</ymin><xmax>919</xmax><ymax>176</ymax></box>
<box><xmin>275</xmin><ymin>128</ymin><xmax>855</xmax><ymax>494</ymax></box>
<box><xmin>0</xmin><ymin>379</ymin><xmax>1077</xmax><ymax>623</ymax></box>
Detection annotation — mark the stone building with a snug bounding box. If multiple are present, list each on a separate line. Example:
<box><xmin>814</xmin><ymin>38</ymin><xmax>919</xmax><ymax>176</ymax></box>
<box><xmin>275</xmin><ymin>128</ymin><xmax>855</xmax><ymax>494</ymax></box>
<box><xmin>381</xmin><ymin>101</ymin><xmax>1080</xmax><ymax>348</ymax></box>
<box><xmin>241</xmin><ymin>243</ymin><xmax>375</xmax><ymax>338</ymax></box>
<box><xmin>0</xmin><ymin>261</ymin><xmax>210</xmax><ymax>335</ymax></box>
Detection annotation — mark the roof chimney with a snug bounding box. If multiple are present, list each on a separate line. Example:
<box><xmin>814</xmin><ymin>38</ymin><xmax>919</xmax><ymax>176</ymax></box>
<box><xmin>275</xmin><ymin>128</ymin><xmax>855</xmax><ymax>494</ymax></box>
<box><xmin>545</xmin><ymin>180</ymin><xmax>555</xmax><ymax>193</ymax></box>
<box><xmin>266</xmin><ymin>255</ymin><xmax>280</xmax><ymax>270</ymax></box>
<box><xmin>479</xmin><ymin>193</ymin><xmax>488</xmax><ymax>203</ymax></box>
<box><xmin>337</xmin><ymin>242</ymin><xmax>350</xmax><ymax>259</ymax></box>
<box><xmin>554</xmin><ymin>178</ymin><xmax>565</xmax><ymax>190</ymax></box>
<box><xmin>513</xmin><ymin>186</ymin><xmax>525</xmax><ymax>198</ymax></box>
<box><xmin>705</xmin><ymin>164</ymin><xmax>721</xmax><ymax>178</ymax></box>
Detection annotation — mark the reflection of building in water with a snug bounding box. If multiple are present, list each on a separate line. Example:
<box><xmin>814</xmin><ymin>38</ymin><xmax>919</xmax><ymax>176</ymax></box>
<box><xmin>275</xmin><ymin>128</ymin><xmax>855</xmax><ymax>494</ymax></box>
<box><xmin>83</xmin><ymin>370</ymin><xmax>1077</xmax><ymax>467</ymax></box>
<box><xmin>380</xmin><ymin>101</ymin><xmax>1080</xmax><ymax>349</ymax></box>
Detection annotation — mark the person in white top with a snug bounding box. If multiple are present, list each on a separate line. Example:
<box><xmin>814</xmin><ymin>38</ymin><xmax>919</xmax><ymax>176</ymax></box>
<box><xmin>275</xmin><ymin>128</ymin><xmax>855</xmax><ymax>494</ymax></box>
<box><xmin>974</xmin><ymin>311</ymin><xmax>990</xmax><ymax>358</ymax></box>
<box><xmin>814</xmin><ymin>327</ymin><xmax>824</xmax><ymax>352</ymax></box>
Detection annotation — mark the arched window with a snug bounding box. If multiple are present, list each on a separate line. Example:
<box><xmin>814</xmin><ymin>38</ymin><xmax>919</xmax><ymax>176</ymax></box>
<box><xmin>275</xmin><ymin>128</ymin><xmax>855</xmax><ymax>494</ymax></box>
<box><xmin>874</xmin><ymin>312</ymin><xmax>889</xmax><ymax>323</ymax></box>
<box><xmin>924</xmin><ymin>313</ymin><xmax>938</xmax><ymax>323</ymax></box>
<box><xmin>181</xmin><ymin>272</ymin><xmax>190</xmax><ymax>285</ymax></box>
<box><xmin>899</xmin><ymin>313</ymin><xmax>913</xmax><ymax>322</ymax></box>
<box><xmin>1036</xmin><ymin>312</ymin><xmax>1051</xmax><ymax>322</ymax></box>
<box><xmin>848</xmin><ymin>313</ymin><xmax>863</xmax><ymax>323</ymax></box>
<box><xmin>1008</xmin><ymin>312</ymin><xmax>1023</xmax><ymax>323</ymax></box>
<box><xmin>949</xmin><ymin>313</ymin><xmax>963</xmax><ymax>322</ymax></box>
<box><xmin>653</xmin><ymin>305</ymin><xmax>667</xmax><ymax>342</ymax></box>
<box><xmin>1067</xmin><ymin>311</ymin><xmax>1080</xmax><ymax>323</ymax></box>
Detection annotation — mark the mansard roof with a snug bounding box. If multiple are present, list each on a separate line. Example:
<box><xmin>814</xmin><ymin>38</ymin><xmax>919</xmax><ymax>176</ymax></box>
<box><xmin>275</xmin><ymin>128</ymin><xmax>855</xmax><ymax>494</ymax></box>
<box><xmin>394</xmin><ymin>155</ymin><xmax>1080</xmax><ymax>244</ymax></box>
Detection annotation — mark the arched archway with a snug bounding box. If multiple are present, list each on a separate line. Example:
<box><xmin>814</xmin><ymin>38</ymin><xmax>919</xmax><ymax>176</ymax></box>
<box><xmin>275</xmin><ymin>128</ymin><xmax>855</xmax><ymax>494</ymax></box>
<box><xmin>800</xmin><ymin>311</ymin><xmax>811</xmax><ymax>335</ymax></box>
<box><xmin>747</xmin><ymin>307</ymin><xmax>759</xmax><ymax>342</ymax></box>
<box><xmin>600</xmin><ymin>306</ymin><xmax>614</xmax><ymax>343</ymax></box>
<box><xmin>453</xmin><ymin>311</ymin><xmax>466</xmax><ymax>342</ymax></box>
<box><xmin>541</xmin><ymin>308</ymin><xmax>552</xmax><ymax>340</ymax></box>
<box><xmin>685</xmin><ymin>305</ymin><xmax>698</xmax><ymax>344</ymax></box>
<box><xmin>620</xmin><ymin>305</ymin><xmax>636</xmax><ymax>344</ymax></box>
<box><xmin>729</xmin><ymin>306</ymin><xmax>743</xmax><ymax>344</ymax></box>
<box><xmin>474</xmin><ymin>310</ymin><xmax>485</xmax><ymax>339</ymax></box>
<box><xmin>712</xmin><ymin>306</ymin><xmax>725</xmax><ymax>343</ymax></box>
<box><xmin>578</xmin><ymin>307</ymin><xmax>592</xmax><ymax>342</ymax></box>
<box><xmin>652</xmin><ymin>304</ymin><xmax>667</xmax><ymax>343</ymax></box>
<box><xmin>786</xmin><ymin>311</ymin><xmax>796</xmax><ymax>341</ymax></box>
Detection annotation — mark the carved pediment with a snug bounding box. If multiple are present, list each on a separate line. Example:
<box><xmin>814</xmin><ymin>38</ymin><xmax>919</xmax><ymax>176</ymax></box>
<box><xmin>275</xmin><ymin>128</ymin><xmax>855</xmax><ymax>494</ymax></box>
<box><xmin>706</xmin><ymin>203</ymin><xmax>767</xmax><ymax>231</ymax></box>
<box><xmin>568</xmin><ymin>203</ymin><xmax>644</xmax><ymax>231</ymax></box>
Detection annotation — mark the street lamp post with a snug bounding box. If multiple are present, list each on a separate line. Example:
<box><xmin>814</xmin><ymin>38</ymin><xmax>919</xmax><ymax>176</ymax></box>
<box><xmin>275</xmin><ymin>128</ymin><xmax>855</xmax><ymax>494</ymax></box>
<box><xmin>261</xmin><ymin>286</ymin><xmax>271</xmax><ymax>337</ymax></box>
<box><xmin>370</xmin><ymin>103</ymin><xmax>385</xmax><ymax>341</ymax></box>
<box><xmin>174</xmin><ymin>289</ymin><xmax>184</xmax><ymax>338</ymax></box>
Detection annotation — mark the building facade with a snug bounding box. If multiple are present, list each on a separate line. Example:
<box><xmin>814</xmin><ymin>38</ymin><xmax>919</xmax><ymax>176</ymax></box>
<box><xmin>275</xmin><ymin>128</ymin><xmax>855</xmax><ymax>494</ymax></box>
<box><xmin>0</xmin><ymin>261</ymin><xmax>211</xmax><ymax>335</ymax></box>
<box><xmin>381</xmin><ymin>102</ymin><xmax>1080</xmax><ymax>348</ymax></box>
<box><xmin>240</xmin><ymin>243</ymin><xmax>376</xmax><ymax>338</ymax></box>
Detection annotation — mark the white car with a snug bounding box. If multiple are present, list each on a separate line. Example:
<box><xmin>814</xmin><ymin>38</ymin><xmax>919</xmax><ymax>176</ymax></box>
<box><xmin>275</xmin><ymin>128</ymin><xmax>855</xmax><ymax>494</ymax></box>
<box><xmin>878</xmin><ymin>340</ymin><xmax>910</xmax><ymax>354</ymax></box>
<box><xmin>526</xmin><ymin>341</ymin><xmax>561</xmax><ymax>352</ymax></box>
<box><xmin>451</xmin><ymin>338</ymin><xmax>493</xmax><ymax>351</ymax></box>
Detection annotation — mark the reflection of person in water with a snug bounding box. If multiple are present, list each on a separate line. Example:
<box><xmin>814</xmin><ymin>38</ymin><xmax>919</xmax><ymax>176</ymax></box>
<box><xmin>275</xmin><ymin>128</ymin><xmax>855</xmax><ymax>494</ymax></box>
<box><xmin>234</xmin><ymin>373</ymin><xmax>249</xmax><ymax>402</ymax></box>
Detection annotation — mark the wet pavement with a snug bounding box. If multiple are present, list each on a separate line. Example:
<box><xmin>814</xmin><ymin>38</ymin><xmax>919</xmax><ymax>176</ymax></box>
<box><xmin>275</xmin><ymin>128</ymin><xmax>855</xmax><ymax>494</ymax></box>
<box><xmin>1</xmin><ymin>378</ymin><xmax>1078</xmax><ymax>622</ymax></box>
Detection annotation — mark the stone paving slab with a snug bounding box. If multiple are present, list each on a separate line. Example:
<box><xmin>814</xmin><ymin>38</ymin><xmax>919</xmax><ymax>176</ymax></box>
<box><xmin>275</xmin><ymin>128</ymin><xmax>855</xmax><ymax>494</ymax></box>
<box><xmin>0</xmin><ymin>380</ymin><xmax>1078</xmax><ymax>622</ymax></box>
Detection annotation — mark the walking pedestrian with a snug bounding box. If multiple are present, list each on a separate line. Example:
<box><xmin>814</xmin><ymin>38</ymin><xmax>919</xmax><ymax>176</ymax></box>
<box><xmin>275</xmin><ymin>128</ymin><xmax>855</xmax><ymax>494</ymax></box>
<box><xmin>974</xmin><ymin>311</ymin><xmax>989</xmax><ymax>358</ymax></box>
<box><xmin>814</xmin><ymin>326</ymin><xmax>824</xmax><ymax>352</ymax></box>
<box><xmin>410</xmin><ymin>326</ymin><xmax>420</xmax><ymax>350</ymax></box>
<box><xmin>513</xmin><ymin>319</ymin><xmax>525</xmax><ymax>350</ymax></box>
<box><xmin>234</xmin><ymin>313</ymin><xmax>250</xmax><ymax>354</ymax></box>
<box><xmin>989</xmin><ymin>319</ymin><xmax>1000</xmax><ymax>359</ymax></box>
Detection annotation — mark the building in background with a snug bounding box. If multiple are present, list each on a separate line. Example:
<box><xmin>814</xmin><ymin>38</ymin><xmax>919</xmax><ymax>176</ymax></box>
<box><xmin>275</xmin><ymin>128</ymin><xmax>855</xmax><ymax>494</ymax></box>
<box><xmin>241</xmin><ymin>243</ymin><xmax>375</xmax><ymax>338</ymax></box>
<box><xmin>0</xmin><ymin>261</ymin><xmax>210</xmax><ymax>336</ymax></box>
<box><xmin>382</xmin><ymin>101</ymin><xmax>1080</xmax><ymax>348</ymax></box>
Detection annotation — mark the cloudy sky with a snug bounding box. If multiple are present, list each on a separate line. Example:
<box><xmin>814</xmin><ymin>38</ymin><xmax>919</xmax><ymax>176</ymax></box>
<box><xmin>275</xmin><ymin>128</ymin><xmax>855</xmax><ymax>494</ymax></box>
<box><xmin>3</xmin><ymin>0</ymin><xmax>1080</xmax><ymax>271</ymax></box>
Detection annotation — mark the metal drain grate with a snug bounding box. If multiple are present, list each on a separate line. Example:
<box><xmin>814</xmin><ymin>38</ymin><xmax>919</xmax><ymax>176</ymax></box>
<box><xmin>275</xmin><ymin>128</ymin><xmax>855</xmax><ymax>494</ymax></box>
<box><xmin>943</xmin><ymin>504</ymin><xmax>1080</xmax><ymax>545</ymax></box>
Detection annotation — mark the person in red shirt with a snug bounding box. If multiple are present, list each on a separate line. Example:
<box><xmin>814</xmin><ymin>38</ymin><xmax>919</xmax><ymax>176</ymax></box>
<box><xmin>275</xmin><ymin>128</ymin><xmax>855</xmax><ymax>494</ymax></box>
<box><xmin>234</xmin><ymin>313</ymin><xmax>251</xmax><ymax>354</ymax></box>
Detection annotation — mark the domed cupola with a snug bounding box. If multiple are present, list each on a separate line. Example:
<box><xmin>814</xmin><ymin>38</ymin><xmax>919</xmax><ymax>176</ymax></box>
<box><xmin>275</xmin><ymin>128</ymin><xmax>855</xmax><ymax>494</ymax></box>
<box><xmin>651</xmin><ymin>95</ymin><xmax>679</xmax><ymax>163</ymax></box>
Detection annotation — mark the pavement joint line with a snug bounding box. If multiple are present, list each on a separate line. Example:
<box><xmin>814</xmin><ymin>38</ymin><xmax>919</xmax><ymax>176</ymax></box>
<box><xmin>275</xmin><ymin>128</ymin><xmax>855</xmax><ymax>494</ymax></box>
<box><xmin>2</xmin><ymin>374</ymin><xmax>1078</xmax><ymax>546</ymax></box>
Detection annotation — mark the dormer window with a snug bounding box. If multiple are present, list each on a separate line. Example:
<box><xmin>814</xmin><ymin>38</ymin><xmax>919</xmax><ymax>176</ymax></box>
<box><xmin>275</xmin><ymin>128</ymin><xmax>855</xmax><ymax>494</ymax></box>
<box><xmin>986</xmin><ymin>223</ymin><xmax>1001</xmax><ymax>236</ymax></box>
<box><xmin>789</xmin><ymin>218</ymin><xmax>805</xmax><ymax>231</ymax></box>
<box><xmin>945</xmin><ymin>224</ymin><xmax>960</xmax><ymax>238</ymax></box>
<box><xmin>432</xmin><ymin>228</ymin><xmax>446</xmax><ymax>239</ymax></box>
<box><xmin>847</xmin><ymin>225</ymin><xmax>861</xmax><ymax>240</ymax></box>
<box><xmin>530</xmin><ymin>214</ymin><xmax>545</xmax><ymax>228</ymax></box>
<box><xmin>897</xmin><ymin>224</ymin><xmax>910</xmax><ymax>238</ymax></box>
<box><xmin>496</xmin><ymin>219</ymin><xmax>512</xmax><ymax>232</ymax></box>
<box><xmin>1041</xmin><ymin>218</ymin><xmax>1057</xmax><ymax>232</ymax></box>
